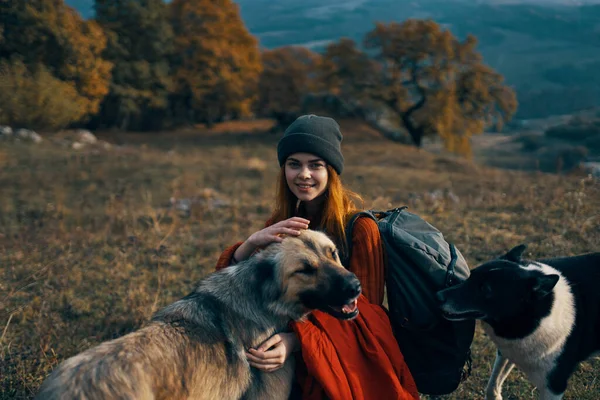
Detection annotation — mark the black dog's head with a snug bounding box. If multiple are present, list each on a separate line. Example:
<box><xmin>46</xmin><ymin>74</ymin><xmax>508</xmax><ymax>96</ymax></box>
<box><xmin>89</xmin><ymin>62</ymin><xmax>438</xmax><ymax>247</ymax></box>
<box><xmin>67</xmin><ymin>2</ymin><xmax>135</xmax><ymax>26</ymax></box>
<box><xmin>436</xmin><ymin>244</ymin><xmax>559</xmax><ymax>322</ymax></box>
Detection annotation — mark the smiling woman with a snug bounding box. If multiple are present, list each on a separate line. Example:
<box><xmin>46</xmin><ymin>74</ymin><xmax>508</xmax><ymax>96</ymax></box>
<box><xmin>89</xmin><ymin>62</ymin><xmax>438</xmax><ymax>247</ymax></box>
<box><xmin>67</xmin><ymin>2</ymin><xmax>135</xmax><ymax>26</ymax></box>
<box><xmin>214</xmin><ymin>114</ymin><xmax>419</xmax><ymax>400</ymax></box>
<box><xmin>284</xmin><ymin>154</ymin><xmax>329</xmax><ymax>204</ymax></box>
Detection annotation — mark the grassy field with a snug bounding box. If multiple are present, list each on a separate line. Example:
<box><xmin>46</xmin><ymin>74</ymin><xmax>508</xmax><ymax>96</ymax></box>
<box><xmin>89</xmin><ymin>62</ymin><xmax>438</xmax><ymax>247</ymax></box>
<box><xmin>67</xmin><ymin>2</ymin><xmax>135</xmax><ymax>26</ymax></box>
<box><xmin>1</xmin><ymin>119</ymin><xmax>599</xmax><ymax>399</ymax></box>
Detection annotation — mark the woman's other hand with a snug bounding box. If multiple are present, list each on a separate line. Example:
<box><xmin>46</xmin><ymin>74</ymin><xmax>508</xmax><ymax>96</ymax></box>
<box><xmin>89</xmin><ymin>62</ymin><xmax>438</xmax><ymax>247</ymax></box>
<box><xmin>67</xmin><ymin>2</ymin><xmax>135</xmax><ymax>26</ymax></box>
<box><xmin>245</xmin><ymin>332</ymin><xmax>300</xmax><ymax>372</ymax></box>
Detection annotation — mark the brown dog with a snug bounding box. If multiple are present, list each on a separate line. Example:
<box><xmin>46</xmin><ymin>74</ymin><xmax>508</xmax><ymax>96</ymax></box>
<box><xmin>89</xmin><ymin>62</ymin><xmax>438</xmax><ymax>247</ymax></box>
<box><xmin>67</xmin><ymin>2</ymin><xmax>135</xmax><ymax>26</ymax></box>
<box><xmin>35</xmin><ymin>229</ymin><xmax>362</xmax><ymax>400</ymax></box>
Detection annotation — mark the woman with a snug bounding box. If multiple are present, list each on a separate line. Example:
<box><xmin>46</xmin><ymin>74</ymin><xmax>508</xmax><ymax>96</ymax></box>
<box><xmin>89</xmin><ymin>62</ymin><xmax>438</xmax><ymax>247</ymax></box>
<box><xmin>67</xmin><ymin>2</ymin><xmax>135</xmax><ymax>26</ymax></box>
<box><xmin>215</xmin><ymin>114</ymin><xmax>419</xmax><ymax>400</ymax></box>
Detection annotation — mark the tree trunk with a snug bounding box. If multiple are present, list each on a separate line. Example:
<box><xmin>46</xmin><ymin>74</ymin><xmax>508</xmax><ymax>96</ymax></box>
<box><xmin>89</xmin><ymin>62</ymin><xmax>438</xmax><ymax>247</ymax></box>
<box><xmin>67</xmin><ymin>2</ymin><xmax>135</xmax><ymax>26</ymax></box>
<box><xmin>407</xmin><ymin>126</ymin><xmax>424</xmax><ymax>147</ymax></box>
<box><xmin>120</xmin><ymin>111</ymin><xmax>130</xmax><ymax>131</ymax></box>
<box><xmin>362</xmin><ymin>115</ymin><xmax>411</xmax><ymax>144</ymax></box>
<box><xmin>401</xmin><ymin>113</ymin><xmax>424</xmax><ymax>147</ymax></box>
<box><xmin>413</xmin><ymin>131</ymin><xmax>423</xmax><ymax>147</ymax></box>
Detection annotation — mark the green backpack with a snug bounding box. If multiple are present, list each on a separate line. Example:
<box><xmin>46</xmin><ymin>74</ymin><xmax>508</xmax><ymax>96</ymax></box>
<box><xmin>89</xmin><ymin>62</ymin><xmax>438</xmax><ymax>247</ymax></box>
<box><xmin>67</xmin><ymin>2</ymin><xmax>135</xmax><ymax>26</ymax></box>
<box><xmin>343</xmin><ymin>207</ymin><xmax>475</xmax><ymax>396</ymax></box>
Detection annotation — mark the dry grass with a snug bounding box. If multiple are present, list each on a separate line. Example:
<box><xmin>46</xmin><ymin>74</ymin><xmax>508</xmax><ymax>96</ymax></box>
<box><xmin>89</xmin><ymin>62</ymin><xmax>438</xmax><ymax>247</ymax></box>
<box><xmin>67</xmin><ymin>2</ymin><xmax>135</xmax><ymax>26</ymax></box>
<box><xmin>1</xmin><ymin>119</ymin><xmax>599</xmax><ymax>399</ymax></box>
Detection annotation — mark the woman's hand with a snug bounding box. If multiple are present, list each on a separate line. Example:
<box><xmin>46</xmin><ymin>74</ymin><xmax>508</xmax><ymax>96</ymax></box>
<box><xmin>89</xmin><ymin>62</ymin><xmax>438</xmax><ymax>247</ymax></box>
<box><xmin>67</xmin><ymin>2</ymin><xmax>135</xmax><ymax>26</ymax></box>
<box><xmin>247</xmin><ymin>217</ymin><xmax>310</xmax><ymax>248</ymax></box>
<box><xmin>233</xmin><ymin>217</ymin><xmax>310</xmax><ymax>264</ymax></box>
<box><xmin>246</xmin><ymin>332</ymin><xmax>300</xmax><ymax>372</ymax></box>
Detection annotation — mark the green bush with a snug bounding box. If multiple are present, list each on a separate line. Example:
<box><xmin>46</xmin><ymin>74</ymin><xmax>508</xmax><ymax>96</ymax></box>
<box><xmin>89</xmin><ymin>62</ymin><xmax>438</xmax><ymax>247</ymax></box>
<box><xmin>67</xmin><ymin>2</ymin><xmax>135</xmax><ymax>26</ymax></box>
<box><xmin>537</xmin><ymin>144</ymin><xmax>589</xmax><ymax>172</ymax></box>
<box><xmin>516</xmin><ymin>133</ymin><xmax>545</xmax><ymax>152</ymax></box>
<box><xmin>545</xmin><ymin>118</ymin><xmax>600</xmax><ymax>143</ymax></box>
<box><xmin>0</xmin><ymin>59</ymin><xmax>87</xmax><ymax>131</ymax></box>
<box><xmin>584</xmin><ymin>134</ymin><xmax>600</xmax><ymax>152</ymax></box>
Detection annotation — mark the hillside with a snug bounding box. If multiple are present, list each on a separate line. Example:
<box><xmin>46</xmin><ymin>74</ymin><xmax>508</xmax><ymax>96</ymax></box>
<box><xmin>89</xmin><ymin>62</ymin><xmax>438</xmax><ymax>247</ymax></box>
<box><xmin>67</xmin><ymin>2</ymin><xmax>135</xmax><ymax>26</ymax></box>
<box><xmin>1</xmin><ymin>120</ymin><xmax>599</xmax><ymax>399</ymax></box>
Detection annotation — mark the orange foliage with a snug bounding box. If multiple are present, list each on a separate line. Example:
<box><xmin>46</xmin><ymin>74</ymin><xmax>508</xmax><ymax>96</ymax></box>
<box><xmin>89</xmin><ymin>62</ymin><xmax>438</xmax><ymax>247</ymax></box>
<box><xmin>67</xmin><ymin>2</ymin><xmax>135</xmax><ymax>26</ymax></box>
<box><xmin>353</xmin><ymin>19</ymin><xmax>518</xmax><ymax>155</ymax></box>
<box><xmin>59</xmin><ymin>16</ymin><xmax>113</xmax><ymax>116</ymax></box>
<box><xmin>257</xmin><ymin>46</ymin><xmax>321</xmax><ymax>116</ymax></box>
<box><xmin>319</xmin><ymin>38</ymin><xmax>376</xmax><ymax>98</ymax></box>
<box><xmin>0</xmin><ymin>0</ymin><xmax>113</xmax><ymax>121</ymax></box>
<box><xmin>169</xmin><ymin>0</ymin><xmax>262</xmax><ymax>123</ymax></box>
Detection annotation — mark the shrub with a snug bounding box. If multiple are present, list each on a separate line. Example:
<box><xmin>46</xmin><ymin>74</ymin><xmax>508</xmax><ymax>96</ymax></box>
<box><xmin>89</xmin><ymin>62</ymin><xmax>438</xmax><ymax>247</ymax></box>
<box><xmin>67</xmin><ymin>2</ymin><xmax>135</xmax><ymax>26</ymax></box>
<box><xmin>537</xmin><ymin>144</ymin><xmax>589</xmax><ymax>172</ymax></box>
<box><xmin>584</xmin><ymin>134</ymin><xmax>600</xmax><ymax>153</ymax></box>
<box><xmin>516</xmin><ymin>132</ymin><xmax>545</xmax><ymax>152</ymax></box>
<box><xmin>0</xmin><ymin>59</ymin><xmax>87</xmax><ymax>131</ymax></box>
<box><xmin>545</xmin><ymin>117</ymin><xmax>600</xmax><ymax>143</ymax></box>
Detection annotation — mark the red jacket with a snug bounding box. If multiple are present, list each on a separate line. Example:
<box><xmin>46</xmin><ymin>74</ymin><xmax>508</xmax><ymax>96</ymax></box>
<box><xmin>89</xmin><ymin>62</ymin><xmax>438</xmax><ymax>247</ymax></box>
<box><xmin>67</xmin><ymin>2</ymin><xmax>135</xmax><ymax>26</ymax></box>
<box><xmin>215</xmin><ymin>217</ymin><xmax>419</xmax><ymax>400</ymax></box>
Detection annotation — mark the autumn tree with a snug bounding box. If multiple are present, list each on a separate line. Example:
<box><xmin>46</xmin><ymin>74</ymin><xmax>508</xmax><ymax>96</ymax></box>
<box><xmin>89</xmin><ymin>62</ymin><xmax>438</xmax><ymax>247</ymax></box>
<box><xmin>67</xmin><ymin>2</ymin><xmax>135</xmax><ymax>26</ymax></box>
<box><xmin>363</xmin><ymin>20</ymin><xmax>517</xmax><ymax>154</ymax></box>
<box><xmin>257</xmin><ymin>46</ymin><xmax>321</xmax><ymax>128</ymax></box>
<box><xmin>169</xmin><ymin>0</ymin><xmax>262</xmax><ymax>126</ymax></box>
<box><xmin>0</xmin><ymin>0</ymin><xmax>112</xmax><ymax>126</ymax></box>
<box><xmin>93</xmin><ymin>0</ymin><xmax>174</xmax><ymax>131</ymax></box>
<box><xmin>319</xmin><ymin>20</ymin><xmax>517</xmax><ymax>155</ymax></box>
<box><xmin>315</xmin><ymin>38</ymin><xmax>410</xmax><ymax>141</ymax></box>
<box><xmin>319</xmin><ymin>38</ymin><xmax>375</xmax><ymax>99</ymax></box>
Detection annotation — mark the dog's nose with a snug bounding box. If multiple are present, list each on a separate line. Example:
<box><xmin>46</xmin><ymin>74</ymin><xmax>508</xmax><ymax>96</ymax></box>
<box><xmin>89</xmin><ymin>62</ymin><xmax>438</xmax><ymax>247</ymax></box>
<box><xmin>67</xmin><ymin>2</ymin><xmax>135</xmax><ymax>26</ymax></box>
<box><xmin>344</xmin><ymin>279</ymin><xmax>362</xmax><ymax>298</ymax></box>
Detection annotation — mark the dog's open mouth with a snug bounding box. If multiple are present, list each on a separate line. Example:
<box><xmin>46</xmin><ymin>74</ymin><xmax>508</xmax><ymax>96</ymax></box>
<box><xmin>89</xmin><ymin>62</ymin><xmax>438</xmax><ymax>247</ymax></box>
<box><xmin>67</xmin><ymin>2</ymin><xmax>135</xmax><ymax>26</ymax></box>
<box><xmin>325</xmin><ymin>297</ymin><xmax>359</xmax><ymax>320</ymax></box>
<box><xmin>441</xmin><ymin>309</ymin><xmax>486</xmax><ymax>321</ymax></box>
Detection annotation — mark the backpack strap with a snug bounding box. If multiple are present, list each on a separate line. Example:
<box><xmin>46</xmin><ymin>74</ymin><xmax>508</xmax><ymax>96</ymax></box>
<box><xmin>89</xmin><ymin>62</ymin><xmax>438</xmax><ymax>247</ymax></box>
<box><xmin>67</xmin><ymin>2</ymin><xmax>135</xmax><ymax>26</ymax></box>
<box><xmin>445</xmin><ymin>243</ymin><xmax>459</xmax><ymax>287</ymax></box>
<box><xmin>341</xmin><ymin>207</ymin><xmax>408</xmax><ymax>267</ymax></box>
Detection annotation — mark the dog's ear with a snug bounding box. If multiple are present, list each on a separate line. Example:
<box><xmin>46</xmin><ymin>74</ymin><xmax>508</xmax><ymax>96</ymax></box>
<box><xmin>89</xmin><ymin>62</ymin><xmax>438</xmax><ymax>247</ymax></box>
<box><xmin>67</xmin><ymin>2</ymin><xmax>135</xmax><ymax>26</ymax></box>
<box><xmin>500</xmin><ymin>244</ymin><xmax>527</xmax><ymax>262</ymax></box>
<box><xmin>531</xmin><ymin>274</ymin><xmax>559</xmax><ymax>298</ymax></box>
<box><xmin>254</xmin><ymin>258</ymin><xmax>282</xmax><ymax>300</ymax></box>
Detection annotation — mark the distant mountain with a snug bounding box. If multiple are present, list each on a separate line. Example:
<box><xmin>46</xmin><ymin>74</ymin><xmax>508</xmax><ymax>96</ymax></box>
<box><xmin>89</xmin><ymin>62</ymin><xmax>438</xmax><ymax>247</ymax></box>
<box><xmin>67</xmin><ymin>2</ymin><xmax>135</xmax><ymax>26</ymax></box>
<box><xmin>65</xmin><ymin>0</ymin><xmax>600</xmax><ymax>20</ymax></box>
<box><xmin>63</xmin><ymin>0</ymin><xmax>600</xmax><ymax>118</ymax></box>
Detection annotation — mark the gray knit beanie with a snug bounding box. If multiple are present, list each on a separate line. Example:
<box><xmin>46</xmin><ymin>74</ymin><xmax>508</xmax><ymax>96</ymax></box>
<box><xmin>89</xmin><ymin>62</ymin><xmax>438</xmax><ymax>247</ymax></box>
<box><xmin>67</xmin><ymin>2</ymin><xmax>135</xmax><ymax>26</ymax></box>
<box><xmin>277</xmin><ymin>114</ymin><xmax>344</xmax><ymax>175</ymax></box>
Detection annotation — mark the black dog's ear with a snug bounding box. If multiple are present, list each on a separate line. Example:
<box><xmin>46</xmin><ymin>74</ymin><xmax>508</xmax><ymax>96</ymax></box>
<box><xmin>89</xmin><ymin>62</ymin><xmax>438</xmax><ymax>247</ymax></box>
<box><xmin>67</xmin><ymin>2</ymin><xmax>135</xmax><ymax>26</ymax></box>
<box><xmin>531</xmin><ymin>274</ymin><xmax>559</xmax><ymax>298</ymax></box>
<box><xmin>500</xmin><ymin>244</ymin><xmax>527</xmax><ymax>262</ymax></box>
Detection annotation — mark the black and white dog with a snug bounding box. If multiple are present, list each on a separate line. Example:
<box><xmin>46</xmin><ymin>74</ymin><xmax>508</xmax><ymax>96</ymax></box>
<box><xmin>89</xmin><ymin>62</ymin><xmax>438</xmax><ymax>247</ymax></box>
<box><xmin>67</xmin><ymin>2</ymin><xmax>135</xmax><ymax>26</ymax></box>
<box><xmin>436</xmin><ymin>244</ymin><xmax>600</xmax><ymax>400</ymax></box>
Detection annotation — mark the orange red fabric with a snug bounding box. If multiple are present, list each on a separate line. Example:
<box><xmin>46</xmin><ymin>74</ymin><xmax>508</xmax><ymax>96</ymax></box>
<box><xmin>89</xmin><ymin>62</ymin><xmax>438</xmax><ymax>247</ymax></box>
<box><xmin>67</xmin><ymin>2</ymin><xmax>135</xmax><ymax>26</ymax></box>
<box><xmin>214</xmin><ymin>217</ymin><xmax>419</xmax><ymax>400</ymax></box>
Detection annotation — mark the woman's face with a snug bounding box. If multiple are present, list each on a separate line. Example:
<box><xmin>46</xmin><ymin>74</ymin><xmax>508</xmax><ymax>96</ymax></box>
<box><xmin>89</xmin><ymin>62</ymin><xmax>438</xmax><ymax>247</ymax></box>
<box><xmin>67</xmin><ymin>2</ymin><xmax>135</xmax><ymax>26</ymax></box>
<box><xmin>285</xmin><ymin>153</ymin><xmax>329</xmax><ymax>203</ymax></box>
